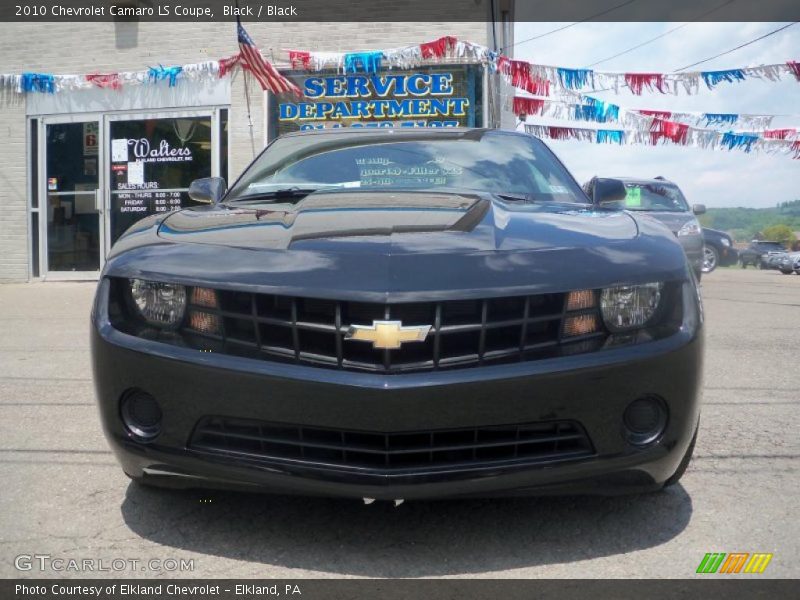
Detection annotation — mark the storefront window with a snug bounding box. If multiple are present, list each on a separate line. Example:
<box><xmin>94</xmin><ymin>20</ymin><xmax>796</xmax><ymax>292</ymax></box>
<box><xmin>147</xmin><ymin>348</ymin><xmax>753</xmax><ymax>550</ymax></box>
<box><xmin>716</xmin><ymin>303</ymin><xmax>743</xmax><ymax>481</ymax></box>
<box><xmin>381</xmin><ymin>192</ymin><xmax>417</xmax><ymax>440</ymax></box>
<box><xmin>108</xmin><ymin>116</ymin><xmax>212</xmax><ymax>244</ymax></box>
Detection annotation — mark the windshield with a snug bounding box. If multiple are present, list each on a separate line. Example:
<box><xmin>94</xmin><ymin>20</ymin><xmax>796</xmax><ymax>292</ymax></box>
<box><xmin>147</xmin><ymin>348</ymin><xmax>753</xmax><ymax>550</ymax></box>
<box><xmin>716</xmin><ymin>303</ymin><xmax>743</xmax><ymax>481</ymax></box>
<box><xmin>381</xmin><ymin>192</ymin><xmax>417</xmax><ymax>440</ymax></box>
<box><xmin>757</xmin><ymin>242</ymin><xmax>785</xmax><ymax>251</ymax></box>
<box><xmin>603</xmin><ymin>182</ymin><xmax>690</xmax><ymax>213</ymax></box>
<box><xmin>225</xmin><ymin>131</ymin><xmax>589</xmax><ymax>204</ymax></box>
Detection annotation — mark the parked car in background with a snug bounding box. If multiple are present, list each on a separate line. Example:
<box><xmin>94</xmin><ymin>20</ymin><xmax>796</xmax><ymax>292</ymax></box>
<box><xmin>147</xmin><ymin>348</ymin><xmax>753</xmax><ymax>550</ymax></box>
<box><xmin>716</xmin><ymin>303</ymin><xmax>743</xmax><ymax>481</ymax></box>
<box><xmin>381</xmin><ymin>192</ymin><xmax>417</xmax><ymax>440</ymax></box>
<box><xmin>583</xmin><ymin>176</ymin><xmax>705</xmax><ymax>280</ymax></box>
<box><xmin>701</xmin><ymin>227</ymin><xmax>738</xmax><ymax>274</ymax></box>
<box><xmin>738</xmin><ymin>241</ymin><xmax>788</xmax><ymax>269</ymax></box>
<box><xmin>776</xmin><ymin>252</ymin><xmax>800</xmax><ymax>274</ymax></box>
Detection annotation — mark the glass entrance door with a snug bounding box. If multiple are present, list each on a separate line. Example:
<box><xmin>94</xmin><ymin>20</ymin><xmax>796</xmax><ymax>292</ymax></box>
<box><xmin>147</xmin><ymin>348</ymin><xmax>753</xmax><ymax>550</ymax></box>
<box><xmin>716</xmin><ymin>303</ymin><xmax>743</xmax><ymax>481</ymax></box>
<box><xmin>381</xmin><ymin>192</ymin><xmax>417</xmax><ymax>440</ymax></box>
<box><xmin>43</xmin><ymin>119</ymin><xmax>104</xmax><ymax>277</ymax></box>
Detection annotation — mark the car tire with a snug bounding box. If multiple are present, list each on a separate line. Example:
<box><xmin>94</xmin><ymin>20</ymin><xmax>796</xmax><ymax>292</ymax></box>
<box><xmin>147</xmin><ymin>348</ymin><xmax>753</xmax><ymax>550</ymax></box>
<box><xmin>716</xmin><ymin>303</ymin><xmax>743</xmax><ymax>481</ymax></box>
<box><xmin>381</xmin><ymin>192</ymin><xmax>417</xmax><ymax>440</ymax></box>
<box><xmin>702</xmin><ymin>246</ymin><xmax>718</xmax><ymax>274</ymax></box>
<box><xmin>757</xmin><ymin>260</ymin><xmax>765</xmax><ymax>270</ymax></box>
<box><xmin>739</xmin><ymin>258</ymin><xmax>747</xmax><ymax>268</ymax></box>
<box><xmin>663</xmin><ymin>423</ymin><xmax>698</xmax><ymax>488</ymax></box>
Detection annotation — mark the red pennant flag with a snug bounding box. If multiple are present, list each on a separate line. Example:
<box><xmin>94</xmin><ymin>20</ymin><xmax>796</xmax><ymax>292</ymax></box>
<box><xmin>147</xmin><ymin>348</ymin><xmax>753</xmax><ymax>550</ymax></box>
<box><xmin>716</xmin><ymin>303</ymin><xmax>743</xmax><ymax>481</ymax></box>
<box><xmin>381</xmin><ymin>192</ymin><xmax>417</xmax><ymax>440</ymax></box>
<box><xmin>787</xmin><ymin>61</ymin><xmax>800</xmax><ymax>81</ymax></box>
<box><xmin>764</xmin><ymin>128</ymin><xmax>796</xmax><ymax>140</ymax></box>
<box><xmin>548</xmin><ymin>126</ymin><xmax>574</xmax><ymax>141</ymax></box>
<box><xmin>420</xmin><ymin>36</ymin><xmax>457</xmax><ymax>59</ymax></box>
<box><xmin>625</xmin><ymin>73</ymin><xmax>666</xmax><ymax>95</ymax></box>
<box><xmin>85</xmin><ymin>73</ymin><xmax>121</xmax><ymax>90</ymax></box>
<box><xmin>218</xmin><ymin>54</ymin><xmax>241</xmax><ymax>78</ymax></box>
<box><xmin>289</xmin><ymin>51</ymin><xmax>311</xmax><ymax>70</ymax></box>
<box><xmin>638</xmin><ymin>109</ymin><xmax>672</xmax><ymax>120</ymax></box>
<box><xmin>650</xmin><ymin>118</ymin><xmax>690</xmax><ymax>145</ymax></box>
<box><xmin>513</xmin><ymin>97</ymin><xmax>546</xmax><ymax>116</ymax></box>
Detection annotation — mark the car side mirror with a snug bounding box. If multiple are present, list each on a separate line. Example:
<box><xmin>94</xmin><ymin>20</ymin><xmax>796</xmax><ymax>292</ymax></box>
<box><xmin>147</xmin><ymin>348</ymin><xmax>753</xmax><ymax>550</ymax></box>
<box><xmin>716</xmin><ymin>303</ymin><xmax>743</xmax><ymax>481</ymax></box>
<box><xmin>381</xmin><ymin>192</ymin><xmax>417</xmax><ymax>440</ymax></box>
<box><xmin>692</xmin><ymin>204</ymin><xmax>706</xmax><ymax>215</ymax></box>
<box><xmin>188</xmin><ymin>177</ymin><xmax>227</xmax><ymax>205</ymax></box>
<box><xmin>591</xmin><ymin>178</ymin><xmax>628</xmax><ymax>206</ymax></box>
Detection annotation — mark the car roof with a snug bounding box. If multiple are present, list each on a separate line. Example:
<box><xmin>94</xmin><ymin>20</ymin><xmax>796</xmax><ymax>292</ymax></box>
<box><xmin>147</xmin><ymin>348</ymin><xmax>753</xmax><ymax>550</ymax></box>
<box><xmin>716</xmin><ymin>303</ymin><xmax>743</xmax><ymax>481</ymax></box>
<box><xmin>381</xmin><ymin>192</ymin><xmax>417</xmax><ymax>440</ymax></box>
<box><xmin>611</xmin><ymin>176</ymin><xmax>678</xmax><ymax>186</ymax></box>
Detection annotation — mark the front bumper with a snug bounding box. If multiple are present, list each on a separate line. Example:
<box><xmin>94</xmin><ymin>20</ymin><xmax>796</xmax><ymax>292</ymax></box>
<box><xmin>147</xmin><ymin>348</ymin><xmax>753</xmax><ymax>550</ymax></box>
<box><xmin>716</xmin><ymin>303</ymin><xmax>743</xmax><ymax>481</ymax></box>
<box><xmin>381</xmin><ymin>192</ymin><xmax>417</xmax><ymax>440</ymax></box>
<box><xmin>678</xmin><ymin>236</ymin><xmax>704</xmax><ymax>274</ymax></box>
<box><xmin>717</xmin><ymin>245</ymin><xmax>738</xmax><ymax>266</ymax></box>
<box><xmin>91</xmin><ymin>280</ymin><xmax>703</xmax><ymax>499</ymax></box>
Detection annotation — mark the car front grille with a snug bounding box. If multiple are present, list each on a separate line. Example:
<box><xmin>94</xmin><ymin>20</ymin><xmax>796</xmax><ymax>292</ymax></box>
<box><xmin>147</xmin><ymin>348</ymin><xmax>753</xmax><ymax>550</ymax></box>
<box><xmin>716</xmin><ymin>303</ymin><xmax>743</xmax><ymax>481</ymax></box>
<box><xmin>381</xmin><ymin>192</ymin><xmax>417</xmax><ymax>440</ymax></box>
<box><xmin>189</xmin><ymin>417</ymin><xmax>594</xmax><ymax>475</ymax></box>
<box><xmin>179</xmin><ymin>289</ymin><xmax>606</xmax><ymax>373</ymax></box>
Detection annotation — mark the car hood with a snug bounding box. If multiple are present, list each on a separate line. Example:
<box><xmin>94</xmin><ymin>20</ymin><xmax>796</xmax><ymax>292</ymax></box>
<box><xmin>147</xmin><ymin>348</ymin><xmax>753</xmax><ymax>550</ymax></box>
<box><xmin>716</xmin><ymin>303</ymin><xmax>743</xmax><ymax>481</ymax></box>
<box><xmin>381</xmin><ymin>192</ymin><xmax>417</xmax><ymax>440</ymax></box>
<box><xmin>157</xmin><ymin>191</ymin><xmax>639</xmax><ymax>253</ymax></box>
<box><xmin>106</xmin><ymin>191</ymin><xmax>687</xmax><ymax>300</ymax></box>
<box><xmin>630</xmin><ymin>211</ymin><xmax>696</xmax><ymax>235</ymax></box>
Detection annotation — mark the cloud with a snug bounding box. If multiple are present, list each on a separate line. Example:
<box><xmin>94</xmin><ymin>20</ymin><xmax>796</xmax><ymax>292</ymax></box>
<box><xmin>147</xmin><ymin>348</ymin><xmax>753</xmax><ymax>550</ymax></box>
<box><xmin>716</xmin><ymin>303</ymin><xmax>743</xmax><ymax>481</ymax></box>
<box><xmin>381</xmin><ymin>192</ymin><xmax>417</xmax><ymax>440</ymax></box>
<box><xmin>513</xmin><ymin>22</ymin><xmax>800</xmax><ymax>207</ymax></box>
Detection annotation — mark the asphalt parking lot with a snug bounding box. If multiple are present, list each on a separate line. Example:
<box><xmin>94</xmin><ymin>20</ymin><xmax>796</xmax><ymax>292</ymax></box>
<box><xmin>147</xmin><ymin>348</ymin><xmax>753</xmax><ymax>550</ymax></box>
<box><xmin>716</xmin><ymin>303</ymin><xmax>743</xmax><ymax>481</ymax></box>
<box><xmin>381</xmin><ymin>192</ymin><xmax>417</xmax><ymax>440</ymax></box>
<box><xmin>0</xmin><ymin>268</ymin><xmax>798</xmax><ymax>579</ymax></box>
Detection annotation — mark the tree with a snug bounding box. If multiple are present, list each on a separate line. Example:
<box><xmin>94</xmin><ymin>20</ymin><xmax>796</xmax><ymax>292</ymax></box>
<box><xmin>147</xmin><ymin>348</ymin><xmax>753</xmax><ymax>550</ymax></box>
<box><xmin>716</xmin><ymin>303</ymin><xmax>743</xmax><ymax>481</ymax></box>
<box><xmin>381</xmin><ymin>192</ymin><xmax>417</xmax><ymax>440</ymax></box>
<box><xmin>761</xmin><ymin>224</ymin><xmax>797</xmax><ymax>248</ymax></box>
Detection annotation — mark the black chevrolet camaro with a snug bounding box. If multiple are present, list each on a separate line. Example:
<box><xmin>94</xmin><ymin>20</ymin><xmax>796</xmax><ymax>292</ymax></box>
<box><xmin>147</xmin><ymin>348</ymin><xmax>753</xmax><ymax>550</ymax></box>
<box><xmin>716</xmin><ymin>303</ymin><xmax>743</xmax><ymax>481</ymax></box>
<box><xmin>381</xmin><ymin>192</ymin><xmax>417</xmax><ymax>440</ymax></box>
<box><xmin>91</xmin><ymin>128</ymin><xmax>703</xmax><ymax>500</ymax></box>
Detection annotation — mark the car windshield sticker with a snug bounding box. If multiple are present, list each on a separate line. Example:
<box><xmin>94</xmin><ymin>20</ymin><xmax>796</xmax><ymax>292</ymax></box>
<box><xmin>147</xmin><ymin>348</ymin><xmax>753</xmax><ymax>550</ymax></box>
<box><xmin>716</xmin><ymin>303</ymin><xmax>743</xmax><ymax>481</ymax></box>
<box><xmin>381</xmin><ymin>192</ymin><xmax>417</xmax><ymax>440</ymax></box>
<box><xmin>355</xmin><ymin>156</ymin><xmax>463</xmax><ymax>188</ymax></box>
<box><xmin>625</xmin><ymin>186</ymin><xmax>642</xmax><ymax>207</ymax></box>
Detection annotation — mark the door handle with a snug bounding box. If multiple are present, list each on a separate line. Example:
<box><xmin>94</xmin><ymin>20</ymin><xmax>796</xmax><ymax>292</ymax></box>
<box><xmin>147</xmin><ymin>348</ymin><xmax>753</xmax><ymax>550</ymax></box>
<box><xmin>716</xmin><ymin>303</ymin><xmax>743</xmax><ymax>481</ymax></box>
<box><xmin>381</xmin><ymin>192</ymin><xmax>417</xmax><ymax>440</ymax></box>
<box><xmin>94</xmin><ymin>189</ymin><xmax>103</xmax><ymax>212</ymax></box>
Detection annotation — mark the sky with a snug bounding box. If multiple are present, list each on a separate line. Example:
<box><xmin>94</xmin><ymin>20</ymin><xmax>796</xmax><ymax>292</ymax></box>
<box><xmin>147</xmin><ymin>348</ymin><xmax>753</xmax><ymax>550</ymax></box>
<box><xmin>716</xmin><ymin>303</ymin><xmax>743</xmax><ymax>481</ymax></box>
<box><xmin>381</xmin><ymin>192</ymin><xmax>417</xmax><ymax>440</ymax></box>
<box><xmin>512</xmin><ymin>22</ymin><xmax>800</xmax><ymax>208</ymax></box>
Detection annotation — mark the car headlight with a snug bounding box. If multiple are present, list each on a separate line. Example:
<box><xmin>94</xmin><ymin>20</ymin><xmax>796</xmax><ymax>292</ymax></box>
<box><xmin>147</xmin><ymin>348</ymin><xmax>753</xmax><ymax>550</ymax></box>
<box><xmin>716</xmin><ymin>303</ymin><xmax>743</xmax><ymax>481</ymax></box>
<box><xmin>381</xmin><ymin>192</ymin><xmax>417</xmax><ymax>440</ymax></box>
<box><xmin>600</xmin><ymin>283</ymin><xmax>663</xmax><ymax>332</ymax></box>
<box><xmin>720</xmin><ymin>237</ymin><xmax>731</xmax><ymax>247</ymax></box>
<box><xmin>129</xmin><ymin>279</ymin><xmax>187</xmax><ymax>327</ymax></box>
<box><xmin>677</xmin><ymin>219</ymin><xmax>701</xmax><ymax>237</ymax></box>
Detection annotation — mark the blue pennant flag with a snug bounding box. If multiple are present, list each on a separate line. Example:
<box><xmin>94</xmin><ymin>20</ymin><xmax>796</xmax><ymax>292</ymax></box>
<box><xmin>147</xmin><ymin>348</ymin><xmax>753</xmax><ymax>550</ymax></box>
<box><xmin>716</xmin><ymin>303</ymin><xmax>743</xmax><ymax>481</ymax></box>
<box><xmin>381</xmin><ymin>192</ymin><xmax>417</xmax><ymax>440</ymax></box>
<box><xmin>148</xmin><ymin>65</ymin><xmax>183</xmax><ymax>87</ymax></box>
<box><xmin>701</xmin><ymin>69</ymin><xmax>746</xmax><ymax>89</ymax></box>
<box><xmin>20</xmin><ymin>73</ymin><xmax>55</xmax><ymax>93</ymax></box>
<box><xmin>344</xmin><ymin>51</ymin><xmax>382</xmax><ymax>74</ymax></box>
<box><xmin>580</xmin><ymin>97</ymin><xmax>620</xmax><ymax>123</ymax></box>
<box><xmin>704</xmin><ymin>113</ymin><xmax>739</xmax><ymax>126</ymax></box>
<box><xmin>720</xmin><ymin>131</ymin><xmax>758</xmax><ymax>153</ymax></box>
<box><xmin>596</xmin><ymin>130</ymin><xmax>625</xmax><ymax>145</ymax></box>
<box><xmin>557</xmin><ymin>68</ymin><xmax>594</xmax><ymax>90</ymax></box>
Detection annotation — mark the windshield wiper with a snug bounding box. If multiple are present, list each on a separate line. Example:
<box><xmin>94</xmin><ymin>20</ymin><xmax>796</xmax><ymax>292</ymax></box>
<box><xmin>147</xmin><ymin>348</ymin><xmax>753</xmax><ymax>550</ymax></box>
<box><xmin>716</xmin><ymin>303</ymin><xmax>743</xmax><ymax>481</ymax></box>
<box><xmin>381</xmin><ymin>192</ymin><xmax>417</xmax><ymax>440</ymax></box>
<box><xmin>228</xmin><ymin>187</ymin><xmax>322</xmax><ymax>203</ymax></box>
<box><xmin>495</xmin><ymin>192</ymin><xmax>589</xmax><ymax>205</ymax></box>
<box><xmin>495</xmin><ymin>192</ymin><xmax>540</xmax><ymax>203</ymax></box>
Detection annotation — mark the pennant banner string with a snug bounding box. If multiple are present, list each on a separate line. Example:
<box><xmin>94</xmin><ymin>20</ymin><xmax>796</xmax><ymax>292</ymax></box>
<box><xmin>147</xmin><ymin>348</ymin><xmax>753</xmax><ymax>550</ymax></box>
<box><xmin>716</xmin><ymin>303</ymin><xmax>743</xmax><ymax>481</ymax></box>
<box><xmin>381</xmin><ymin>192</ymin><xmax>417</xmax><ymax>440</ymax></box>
<box><xmin>511</xmin><ymin>93</ymin><xmax>800</xmax><ymax>136</ymax></box>
<box><xmin>1</xmin><ymin>35</ymin><xmax>797</xmax><ymax>103</ymax></box>
<box><xmin>524</xmin><ymin>123</ymin><xmax>800</xmax><ymax>159</ymax></box>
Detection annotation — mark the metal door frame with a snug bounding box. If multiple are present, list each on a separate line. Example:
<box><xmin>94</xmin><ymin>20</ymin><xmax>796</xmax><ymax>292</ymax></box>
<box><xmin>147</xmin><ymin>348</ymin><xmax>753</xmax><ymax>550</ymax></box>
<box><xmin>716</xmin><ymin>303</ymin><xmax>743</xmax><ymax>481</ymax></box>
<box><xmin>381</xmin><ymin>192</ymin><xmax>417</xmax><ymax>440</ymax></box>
<box><xmin>34</xmin><ymin>107</ymin><xmax>224</xmax><ymax>280</ymax></box>
<box><xmin>38</xmin><ymin>113</ymin><xmax>106</xmax><ymax>280</ymax></box>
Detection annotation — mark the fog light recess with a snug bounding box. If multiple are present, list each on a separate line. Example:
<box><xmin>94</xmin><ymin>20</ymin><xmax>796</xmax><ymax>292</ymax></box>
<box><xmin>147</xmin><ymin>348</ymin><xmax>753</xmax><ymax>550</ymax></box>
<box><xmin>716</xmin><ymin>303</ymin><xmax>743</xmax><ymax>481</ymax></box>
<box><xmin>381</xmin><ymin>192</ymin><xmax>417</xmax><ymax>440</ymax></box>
<box><xmin>120</xmin><ymin>389</ymin><xmax>162</xmax><ymax>441</ymax></box>
<box><xmin>623</xmin><ymin>396</ymin><xmax>668</xmax><ymax>446</ymax></box>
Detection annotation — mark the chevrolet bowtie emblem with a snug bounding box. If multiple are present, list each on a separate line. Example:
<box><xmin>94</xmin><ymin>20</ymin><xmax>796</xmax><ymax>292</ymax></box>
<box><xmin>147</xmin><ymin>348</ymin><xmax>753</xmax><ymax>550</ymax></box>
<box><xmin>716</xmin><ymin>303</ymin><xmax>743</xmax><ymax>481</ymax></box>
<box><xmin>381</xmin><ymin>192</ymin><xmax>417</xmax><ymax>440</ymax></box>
<box><xmin>345</xmin><ymin>320</ymin><xmax>432</xmax><ymax>350</ymax></box>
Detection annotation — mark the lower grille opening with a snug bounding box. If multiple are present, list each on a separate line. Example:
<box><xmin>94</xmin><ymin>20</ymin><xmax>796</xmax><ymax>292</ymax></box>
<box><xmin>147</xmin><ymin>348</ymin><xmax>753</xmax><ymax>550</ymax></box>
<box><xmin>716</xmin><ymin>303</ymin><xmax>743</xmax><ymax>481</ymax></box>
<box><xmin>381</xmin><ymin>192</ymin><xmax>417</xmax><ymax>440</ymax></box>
<box><xmin>189</xmin><ymin>417</ymin><xmax>594</xmax><ymax>475</ymax></box>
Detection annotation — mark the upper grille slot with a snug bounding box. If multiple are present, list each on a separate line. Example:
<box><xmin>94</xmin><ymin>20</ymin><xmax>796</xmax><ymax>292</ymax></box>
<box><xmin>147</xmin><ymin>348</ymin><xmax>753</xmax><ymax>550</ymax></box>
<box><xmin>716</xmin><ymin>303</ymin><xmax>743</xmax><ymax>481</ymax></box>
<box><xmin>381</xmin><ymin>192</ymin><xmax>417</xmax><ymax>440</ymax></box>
<box><xmin>181</xmin><ymin>289</ymin><xmax>605</xmax><ymax>373</ymax></box>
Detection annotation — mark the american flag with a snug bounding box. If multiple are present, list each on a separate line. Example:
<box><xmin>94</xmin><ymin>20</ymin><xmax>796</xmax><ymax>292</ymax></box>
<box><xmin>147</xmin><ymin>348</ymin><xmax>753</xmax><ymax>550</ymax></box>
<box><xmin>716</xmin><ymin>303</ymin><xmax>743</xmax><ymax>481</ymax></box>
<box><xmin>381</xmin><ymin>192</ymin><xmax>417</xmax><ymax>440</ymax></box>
<box><xmin>237</xmin><ymin>20</ymin><xmax>300</xmax><ymax>96</ymax></box>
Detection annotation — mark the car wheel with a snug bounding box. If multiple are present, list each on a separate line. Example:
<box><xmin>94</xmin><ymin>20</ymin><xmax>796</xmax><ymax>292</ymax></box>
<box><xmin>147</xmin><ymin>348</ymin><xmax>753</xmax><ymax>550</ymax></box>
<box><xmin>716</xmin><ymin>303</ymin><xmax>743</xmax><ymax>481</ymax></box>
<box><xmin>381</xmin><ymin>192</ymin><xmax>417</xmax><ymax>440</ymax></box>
<box><xmin>664</xmin><ymin>423</ymin><xmax>698</xmax><ymax>488</ymax></box>
<box><xmin>702</xmin><ymin>246</ymin><xmax>718</xmax><ymax>273</ymax></box>
<box><xmin>739</xmin><ymin>258</ymin><xmax>747</xmax><ymax>268</ymax></box>
<box><xmin>757</xmin><ymin>260</ymin><xmax>765</xmax><ymax>270</ymax></box>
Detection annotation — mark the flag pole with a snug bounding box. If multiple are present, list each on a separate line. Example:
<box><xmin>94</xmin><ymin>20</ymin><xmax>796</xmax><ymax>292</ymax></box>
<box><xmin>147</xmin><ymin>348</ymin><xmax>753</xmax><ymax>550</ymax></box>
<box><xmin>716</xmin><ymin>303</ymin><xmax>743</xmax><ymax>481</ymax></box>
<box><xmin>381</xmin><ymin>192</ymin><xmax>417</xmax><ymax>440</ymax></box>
<box><xmin>235</xmin><ymin>6</ymin><xmax>256</xmax><ymax>157</ymax></box>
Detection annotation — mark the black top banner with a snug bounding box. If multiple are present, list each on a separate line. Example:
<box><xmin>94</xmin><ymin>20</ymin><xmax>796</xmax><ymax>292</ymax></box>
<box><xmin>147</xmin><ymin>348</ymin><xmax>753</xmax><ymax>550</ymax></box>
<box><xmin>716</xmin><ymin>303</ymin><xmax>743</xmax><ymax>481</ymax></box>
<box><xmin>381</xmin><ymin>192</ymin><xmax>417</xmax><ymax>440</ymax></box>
<box><xmin>2</xmin><ymin>0</ymin><xmax>799</xmax><ymax>22</ymax></box>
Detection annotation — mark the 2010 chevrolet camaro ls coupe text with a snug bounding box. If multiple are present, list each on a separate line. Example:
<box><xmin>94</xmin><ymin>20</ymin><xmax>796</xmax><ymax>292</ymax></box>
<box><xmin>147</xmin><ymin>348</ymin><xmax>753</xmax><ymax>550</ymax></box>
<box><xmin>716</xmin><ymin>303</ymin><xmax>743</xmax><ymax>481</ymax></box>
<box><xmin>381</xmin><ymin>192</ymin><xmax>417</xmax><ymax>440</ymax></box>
<box><xmin>91</xmin><ymin>128</ymin><xmax>703</xmax><ymax>500</ymax></box>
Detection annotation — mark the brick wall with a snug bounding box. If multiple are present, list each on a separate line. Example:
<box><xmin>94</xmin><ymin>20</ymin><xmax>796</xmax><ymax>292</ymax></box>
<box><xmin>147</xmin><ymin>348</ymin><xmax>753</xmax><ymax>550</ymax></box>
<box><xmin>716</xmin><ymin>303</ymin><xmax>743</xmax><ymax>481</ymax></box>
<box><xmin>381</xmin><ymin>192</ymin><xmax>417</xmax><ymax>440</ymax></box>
<box><xmin>0</xmin><ymin>21</ymin><xmax>492</xmax><ymax>281</ymax></box>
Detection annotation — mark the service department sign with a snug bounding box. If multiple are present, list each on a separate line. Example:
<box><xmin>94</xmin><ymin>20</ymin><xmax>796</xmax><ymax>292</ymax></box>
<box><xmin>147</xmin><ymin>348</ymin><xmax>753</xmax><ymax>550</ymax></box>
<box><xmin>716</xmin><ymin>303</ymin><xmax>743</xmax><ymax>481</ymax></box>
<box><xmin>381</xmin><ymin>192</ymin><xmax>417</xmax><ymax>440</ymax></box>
<box><xmin>270</xmin><ymin>64</ymin><xmax>483</xmax><ymax>138</ymax></box>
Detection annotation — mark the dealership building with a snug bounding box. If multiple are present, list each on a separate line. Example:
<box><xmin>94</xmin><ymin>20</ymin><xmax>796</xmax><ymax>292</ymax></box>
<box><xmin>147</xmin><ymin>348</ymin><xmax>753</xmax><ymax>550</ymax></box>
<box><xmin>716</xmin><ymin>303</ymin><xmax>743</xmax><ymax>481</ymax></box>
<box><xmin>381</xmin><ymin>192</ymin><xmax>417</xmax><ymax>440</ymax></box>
<box><xmin>0</xmin><ymin>12</ymin><xmax>515</xmax><ymax>282</ymax></box>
